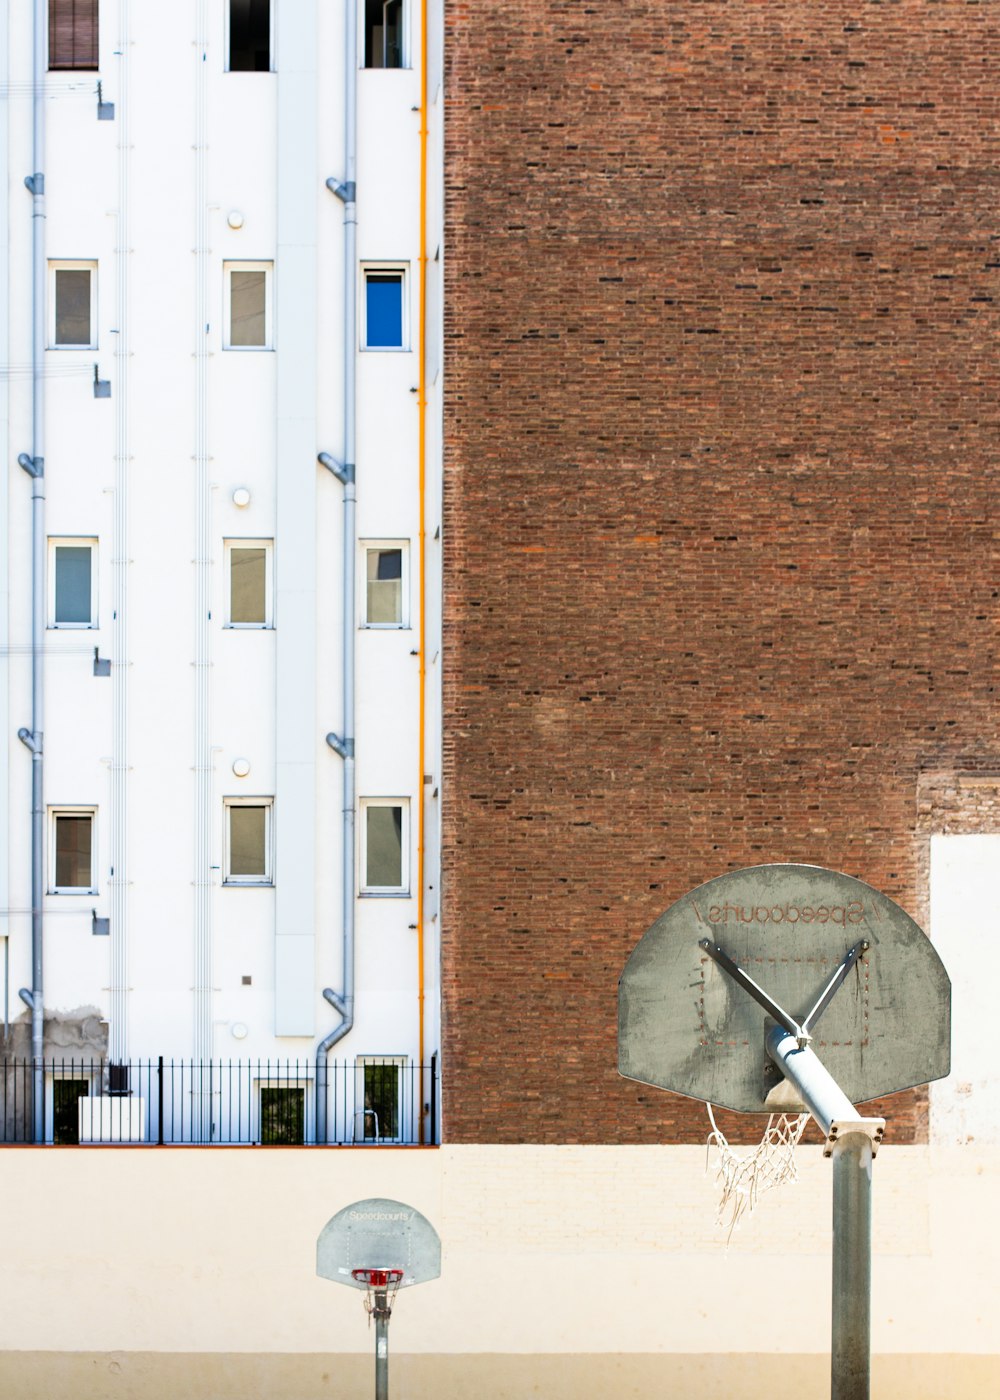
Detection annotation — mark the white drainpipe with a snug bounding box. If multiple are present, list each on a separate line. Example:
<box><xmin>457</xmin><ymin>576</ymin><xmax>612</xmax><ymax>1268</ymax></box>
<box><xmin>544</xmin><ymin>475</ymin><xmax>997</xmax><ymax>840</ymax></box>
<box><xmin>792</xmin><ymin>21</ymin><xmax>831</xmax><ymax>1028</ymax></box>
<box><xmin>16</xmin><ymin>0</ymin><xmax>48</xmax><ymax>1143</ymax></box>
<box><xmin>315</xmin><ymin>2</ymin><xmax>359</xmax><ymax>1143</ymax></box>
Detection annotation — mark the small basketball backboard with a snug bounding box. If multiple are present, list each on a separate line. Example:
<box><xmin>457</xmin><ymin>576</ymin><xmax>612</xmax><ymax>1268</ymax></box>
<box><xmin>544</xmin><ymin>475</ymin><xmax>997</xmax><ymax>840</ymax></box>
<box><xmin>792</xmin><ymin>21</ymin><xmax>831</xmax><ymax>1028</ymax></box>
<box><xmin>316</xmin><ymin>1198</ymin><xmax>441</xmax><ymax>1290</ymax></box>
<box><xmin>619</xmin><ymin>864</ymin><xmax>951</xmax><ymax>1113</ymax></box>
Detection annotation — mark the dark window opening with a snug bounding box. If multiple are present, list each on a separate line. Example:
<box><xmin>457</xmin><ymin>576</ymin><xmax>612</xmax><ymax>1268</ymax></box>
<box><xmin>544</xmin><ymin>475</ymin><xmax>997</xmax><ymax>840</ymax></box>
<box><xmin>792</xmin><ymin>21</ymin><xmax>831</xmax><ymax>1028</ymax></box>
<box><xmin>230</xmin><ymin>546</ymin><xmax>267</xmax><ymax>624</ymax></box>
<box><xmin>365</xmin><ymin>0</ymin><xmax>403</xmax><ymax>69</ymax></box>
<box><xmin>227</xmin><ymin>804</ymin><xmax>269</xmax><ymax>881</ymax></box>
<box><xmin>363</xmin><ymin>1063</ymin><xmax>400</xmax><ymax>1141</ymax></box>
<box><xmin>54</xmin><ymin>545</ymin><xmax>93</xmax><ymax>625</ymax></box>
<box><xmin>53</xmin><ymin>1079</ymin><xmax>89</xmax><ymax>1144</ymax></box>
<box><xmin>54</xmin><ymin>268</ymin><xmax>93</xmax><ymax>347</ymax></box>
<box><xmin>229</xmin><ymin>268</ymin><xmax>268</xmax><ymax>347</ymax></box>
<box><xmin>49</xmin><ymin>0</ymin><xmax>99</xmax><ymax>71</ymax></box>
<box><xmin>229</xmin><ymin>0</ymin><xmax>271</xmax><ymax>73</ymax></box>
<box><xmin>54</xmin><ymin>813</ymin><xmax>93</xmax><ymax>890</ymax></box>
<box><xmin>365</xmin><ymin>805</ymin><xmax>403</xmax><ymax>889</ymax></box>
<box><xmin>260</xmin><ymin>1087</ymin><xmax>304</xmax><ymax>1145</ymax></box>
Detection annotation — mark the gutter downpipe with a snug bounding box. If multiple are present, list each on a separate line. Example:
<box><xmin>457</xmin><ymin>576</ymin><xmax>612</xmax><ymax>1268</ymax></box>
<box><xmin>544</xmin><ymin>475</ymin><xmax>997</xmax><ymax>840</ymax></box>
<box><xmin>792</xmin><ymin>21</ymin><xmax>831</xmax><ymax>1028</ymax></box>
<box><xmin>415</xmin><ymin>0</ymin><xmax>429</xmax><ymax>1143</ymax></box>
<box><xmin>17</xmin><ymin>0</ymin><xmax>47</xmax><ymax>1143</ymax></box>
<box><xmin>315</xmin><ymin>2</ymin><xmax>358</xmax><ymax>1145</ymax></box>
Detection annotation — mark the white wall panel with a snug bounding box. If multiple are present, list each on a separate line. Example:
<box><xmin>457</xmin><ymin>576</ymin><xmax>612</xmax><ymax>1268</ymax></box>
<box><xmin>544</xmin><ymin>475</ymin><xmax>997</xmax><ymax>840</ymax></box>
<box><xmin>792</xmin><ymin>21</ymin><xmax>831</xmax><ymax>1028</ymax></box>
<box><xmin>273</xmin><ymin>0</ymin><xmax>319</xmax><ymax>1036</ymax></box>
<box><xmin>930</xmin><ymin>834</ymin><xmax>1000</xmax><ymax>1145</ymax></box>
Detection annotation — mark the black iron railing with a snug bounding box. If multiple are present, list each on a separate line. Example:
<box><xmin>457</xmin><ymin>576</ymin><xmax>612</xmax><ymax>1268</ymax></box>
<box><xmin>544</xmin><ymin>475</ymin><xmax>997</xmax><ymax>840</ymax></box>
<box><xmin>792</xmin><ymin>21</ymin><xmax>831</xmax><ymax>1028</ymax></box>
<box><xmin>0</xmin><ymin>1057</ymin><xmax>438</xmax><ymax>1146</ymax></box>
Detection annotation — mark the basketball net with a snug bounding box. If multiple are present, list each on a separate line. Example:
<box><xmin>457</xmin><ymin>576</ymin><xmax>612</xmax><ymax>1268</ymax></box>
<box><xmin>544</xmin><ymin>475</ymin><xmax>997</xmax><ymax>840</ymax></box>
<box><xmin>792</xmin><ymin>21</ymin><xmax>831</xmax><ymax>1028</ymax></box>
<box><xmin>352</xmin><ymin>1268</ymin><xmax>404</xmax><ymax>1325</ymax></box>
<box><xmin>706</xmin><ymin>1103</ymin><xmax>810</xmax><ymax>1241</ymax></box>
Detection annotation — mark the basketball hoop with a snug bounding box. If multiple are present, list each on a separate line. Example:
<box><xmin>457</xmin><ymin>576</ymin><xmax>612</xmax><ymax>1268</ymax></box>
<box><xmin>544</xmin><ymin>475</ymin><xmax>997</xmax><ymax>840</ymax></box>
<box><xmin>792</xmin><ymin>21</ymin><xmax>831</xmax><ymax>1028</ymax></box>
<box><xmin>318</xmin><ymin>1199</ymin><xmax>441</xmax><ymax>1400</ymax></box>
<box><xmin>620</xmin><ymin>864</ymin><xmax>952</xmax><ymax>1399</ymax></box>
<box><xmin>706</xmin><ymin>1102</ymin><xmax>809</xmax><ymax>1242</ymax></box>
<box><xmin>352</xmin><ymin>1267</ymin><xmax>404</xmax><ymax>1323</ymax></box>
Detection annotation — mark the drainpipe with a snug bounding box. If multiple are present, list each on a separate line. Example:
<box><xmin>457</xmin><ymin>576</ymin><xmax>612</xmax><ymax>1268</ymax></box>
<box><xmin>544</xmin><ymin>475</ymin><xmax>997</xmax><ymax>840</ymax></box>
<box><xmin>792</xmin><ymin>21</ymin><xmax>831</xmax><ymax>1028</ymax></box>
<box><xmin>17</xmin><ymin>0</ymin><xmax>47</xmax><ymax>1143</ymax></box>
<box><xmin>415</xmin><ymin>0</ymin><xmax>430</xmax><ymax>1145</ymax></box>
<box><xmin>315</xmin><ymin>0</ymin><xmax>358</xmax><ymax>1144</ymax></box>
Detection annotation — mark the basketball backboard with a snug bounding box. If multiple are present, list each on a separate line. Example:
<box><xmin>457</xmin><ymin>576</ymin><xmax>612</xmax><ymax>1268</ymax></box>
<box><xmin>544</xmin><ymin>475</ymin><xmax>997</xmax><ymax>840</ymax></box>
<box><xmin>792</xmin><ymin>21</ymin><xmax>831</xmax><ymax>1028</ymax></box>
<box><xmin>619</xmin><ymin>864</ymin><xmax>951</xmax><ymax>1114</ymax></box>
<box><xmin>316</xmin><ymin>1198</ymin><xmax>441</xmax><ymax>1290</ymax></box>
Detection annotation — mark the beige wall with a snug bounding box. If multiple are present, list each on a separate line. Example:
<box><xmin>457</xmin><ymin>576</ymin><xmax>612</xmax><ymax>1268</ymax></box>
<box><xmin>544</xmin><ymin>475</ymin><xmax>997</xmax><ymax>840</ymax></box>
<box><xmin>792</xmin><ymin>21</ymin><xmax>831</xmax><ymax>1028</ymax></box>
<box><xmin>1</xmin><ymin>1144</ymin><xmax>997</xmax><ymax>1397</ymax></box>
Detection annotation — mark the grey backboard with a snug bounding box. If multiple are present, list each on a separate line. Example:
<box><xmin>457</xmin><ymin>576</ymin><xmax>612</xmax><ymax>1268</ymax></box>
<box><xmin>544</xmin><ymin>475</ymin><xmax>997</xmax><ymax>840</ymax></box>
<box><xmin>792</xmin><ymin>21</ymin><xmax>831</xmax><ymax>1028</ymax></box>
<box><xmin>317</xmin><ymin>1198</ymin><xmax>441</xmax><ymax>1289</ymax></box>
<box><xmin>619</xmin><ymin>864</ymin><xmax>951</xmax><ymax>1114</ymax></box>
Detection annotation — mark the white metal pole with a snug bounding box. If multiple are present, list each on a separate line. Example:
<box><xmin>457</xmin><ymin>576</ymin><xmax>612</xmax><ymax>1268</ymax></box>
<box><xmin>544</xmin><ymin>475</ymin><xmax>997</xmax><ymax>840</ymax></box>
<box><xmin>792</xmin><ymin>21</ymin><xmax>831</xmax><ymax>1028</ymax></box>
<box><xmin>765</xmin><ymin>1026</ymin><xmax>883</xmax><ymax>1400</ymax></box>
<box><xmin>373</xmin><ymin>1290</ymin><xmax>390</xmax><ymax>1400</ymax></box>
<box><xmin>831</xmin><ymin>1131</ymin><xmax>874</xmax><ymax>1400</ymax></box>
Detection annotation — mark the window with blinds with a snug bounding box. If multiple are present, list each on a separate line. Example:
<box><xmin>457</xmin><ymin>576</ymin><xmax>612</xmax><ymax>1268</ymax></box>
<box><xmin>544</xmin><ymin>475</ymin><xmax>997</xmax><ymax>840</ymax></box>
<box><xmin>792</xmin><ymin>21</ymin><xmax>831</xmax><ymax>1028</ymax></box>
<box><xmin>49</xmin><ymin>0</ymin><xmax>99</xmax><ymax>71</ymax></box>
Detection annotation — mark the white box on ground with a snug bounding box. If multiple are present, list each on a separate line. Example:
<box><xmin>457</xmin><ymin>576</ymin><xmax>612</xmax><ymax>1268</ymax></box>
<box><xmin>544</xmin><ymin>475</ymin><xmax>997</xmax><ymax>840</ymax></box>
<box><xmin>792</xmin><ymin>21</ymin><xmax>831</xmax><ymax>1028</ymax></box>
<box><xmin>79</xmin><ymin>1098</ymin><xmax>147</xmax><ymax>1144</ymax></box>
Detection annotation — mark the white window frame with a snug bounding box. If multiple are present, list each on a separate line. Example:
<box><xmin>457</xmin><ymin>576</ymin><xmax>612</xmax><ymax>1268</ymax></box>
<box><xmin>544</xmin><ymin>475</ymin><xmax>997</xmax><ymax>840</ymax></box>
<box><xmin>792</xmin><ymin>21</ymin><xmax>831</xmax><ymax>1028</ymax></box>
<box><xmin>48</xmin><ymin>537</ymin><xmax>98</xmax><ymax>629</ymax></box>
<box><xmin>354</xmin><ymin>1056</ymin><xmax>407</xmax><ymax>1143</ymax></box>
<box><xmin>361</xmin><ymin>264</ymin><xmax>409</xmax><ymax>351</ymax></box>
<box><xmin>49</xmin><ymin>261</ymin><xmax>97</xmax><ymax>349</ymax></box>
<box><xmin>223</xmin><ymin>261</ymin><xmax>274</xmax><ymax>350</ymax></box>
<box><xmin>359</xmin><ymin>797</ymin><xmax>409</xmax><ymax>895</ymax></box>
<box><xmin>361</xmin><ymin>540</ymin><xmax>409</xmax><ymax>629</ymax></box>
<box><xmin>225</xmin><ymin>0</ymin><xmax>276</xmax><ymax>74</ymax></box>
<box><xmin>223</xmin><ymin>797</ymin><xmax>274</xmax><ymax>886</ymax></box>
<box><xmin>224</xmin><ymin>538</ymin><xmax>273</xmax><ymax>628</ymax></box>
<box><xmin>49</xmin><ymin>807</ymin><xmax>97</xmax><ymax>895</ymax></box>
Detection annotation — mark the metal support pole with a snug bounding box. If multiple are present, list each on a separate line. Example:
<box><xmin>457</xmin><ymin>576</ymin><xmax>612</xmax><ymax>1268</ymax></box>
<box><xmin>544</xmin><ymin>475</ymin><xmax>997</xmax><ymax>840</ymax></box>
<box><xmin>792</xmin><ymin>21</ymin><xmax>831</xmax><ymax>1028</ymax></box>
<box><xmin>157</xmin><ymin>1055</ymin><xmax>164</xmax><ymax>1146</ymax></box>
<box><xmin>373</xmin><ymin>1290</ymin><xmax>390</xmax><ymax>1400</ymax></box>
<box><xmin>831</xmin><ymin>1131</ymin><xmax>874</xmax><ymax>1400</ymax></box>
<box><xmin>766</xmin><ymin>1026</ymin><xmax>883</xmax><ymax>1400</ymax></box>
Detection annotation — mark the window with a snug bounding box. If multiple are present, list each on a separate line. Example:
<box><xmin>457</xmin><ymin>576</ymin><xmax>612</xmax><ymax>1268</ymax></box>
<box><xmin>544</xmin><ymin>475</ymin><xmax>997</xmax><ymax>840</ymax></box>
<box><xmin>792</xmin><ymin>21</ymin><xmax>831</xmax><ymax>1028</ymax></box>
<box><xmin>49</xmin><ymin>539</ymin><xmax>97</xmax><ymax>627</ymax></box>
<box><xmin>224</xmin><ymin>799</ymin><xmax>273</xmax><ymax>884</ymax></box>
<box><xmin>51</xmin><ymin>263</ymin><xmax>96</xmax><ymax>348</ymax></box>
<box><xmin>364</xmin><ymin>543</ymin><xmax>407</xmax><ymax>626</ymax></box>
<box><xmin>259</xmin><ymin>1086</ymin><xmax>305</xmax><ymax>1145</ymax></box>
<box><xmin>363</xmin><ymin>268</ymin><xmax>406</xmax><ymax>349</ymax></box>
<box><xmin>53</xmin><ymin>1078</ymin><xmax>90</xmax><ymax>1145</ymax></box>
<box><xmin>49</xmin><ymin>0</ymin><xmax>99</xmax><ymax>71</ymax></box>
<box><xmin>228</xmin><ymin>0</ymin><xmax>271</xmax><ymax>72</ymax></box>
<box><xmin>224</xmin><ymin>262</ymin><xmax>272</xmax><ymax>349</ymax></box>
<box><xmin>365</xmin><ymin>0</ymin><xmax>404</xmax><ymax>69</ymax></box>
<box><xmin>361</xmin><ymin>799</ymin><xmax>407</xmax><ymax>894</ymax></box>
<box><xmin>357</xmin><ymin>1058</ymin><xmax>405</xmax><ymax>1142</ymax></box>
<box><xmin>226</xmin><ymin>540</ymin><xmax>272</xmax><ymax>627</ymax></box>
<box><xmin>51</xmin><ymin>810</ymin><xmax>96</xmax><ymax>893</ymax></box>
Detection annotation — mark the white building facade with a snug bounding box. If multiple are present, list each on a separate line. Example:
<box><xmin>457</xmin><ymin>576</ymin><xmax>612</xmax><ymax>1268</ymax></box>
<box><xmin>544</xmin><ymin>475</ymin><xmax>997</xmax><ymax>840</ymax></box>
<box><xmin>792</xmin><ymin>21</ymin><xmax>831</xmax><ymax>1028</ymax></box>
<box><xmin>1</xmin><ymin>0</ymin><xmax>444</xmax><ymax>1145</ymax></box>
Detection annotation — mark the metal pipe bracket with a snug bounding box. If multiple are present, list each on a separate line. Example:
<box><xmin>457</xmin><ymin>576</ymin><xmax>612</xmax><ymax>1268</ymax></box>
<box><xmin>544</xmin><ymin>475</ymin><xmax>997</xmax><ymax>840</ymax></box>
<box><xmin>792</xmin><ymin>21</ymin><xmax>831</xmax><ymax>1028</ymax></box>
<box><xmin>824</xmin><ymin>1117</ymin><xmax>886</xmax><ymax>1159</ymax></box>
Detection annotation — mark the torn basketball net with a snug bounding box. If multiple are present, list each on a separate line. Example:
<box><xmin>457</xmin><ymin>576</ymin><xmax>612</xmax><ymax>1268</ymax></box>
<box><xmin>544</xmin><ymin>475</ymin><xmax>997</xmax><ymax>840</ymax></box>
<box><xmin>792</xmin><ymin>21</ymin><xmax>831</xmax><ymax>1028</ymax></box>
<box><xmin>706</xmin><ymin>1103</ymin><xmax>810</xmax><ymax>1241</ymax></box>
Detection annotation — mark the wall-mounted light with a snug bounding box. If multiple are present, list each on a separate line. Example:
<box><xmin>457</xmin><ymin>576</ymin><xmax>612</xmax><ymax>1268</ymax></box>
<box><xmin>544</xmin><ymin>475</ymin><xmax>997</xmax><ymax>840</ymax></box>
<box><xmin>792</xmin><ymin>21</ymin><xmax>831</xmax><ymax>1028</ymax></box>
<box><xmin>231</xmin><ymin>1022</ymin><xmax>249</xmax><ymax>1040</ymax></box>
<box><xmin>227</xmin><ymin>210</ymin><xmax>245</xmax><ymax>229</ymax></box>
<box><xmin>232</xmin><ymin>758</ymin><xmax>251</xmax><ymax>778</ymax></box>
<box><xmin>232</xmin><ymin>487</ymin><xmax>251</xmax><ymax>508</ymax></box>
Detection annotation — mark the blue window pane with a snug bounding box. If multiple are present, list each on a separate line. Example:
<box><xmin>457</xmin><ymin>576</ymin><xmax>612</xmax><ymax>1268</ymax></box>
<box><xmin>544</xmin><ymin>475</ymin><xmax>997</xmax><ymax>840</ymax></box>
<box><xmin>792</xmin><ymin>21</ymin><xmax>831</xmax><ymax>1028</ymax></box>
<box><xmin>55</xmin><ymin>546</ymin><xmax>92</xmax><ymax>624</ymax></box>
<box><xmin>366</xmin><ymin>274</ymin><xmax>403</xmax><ymax>348</ymax></box>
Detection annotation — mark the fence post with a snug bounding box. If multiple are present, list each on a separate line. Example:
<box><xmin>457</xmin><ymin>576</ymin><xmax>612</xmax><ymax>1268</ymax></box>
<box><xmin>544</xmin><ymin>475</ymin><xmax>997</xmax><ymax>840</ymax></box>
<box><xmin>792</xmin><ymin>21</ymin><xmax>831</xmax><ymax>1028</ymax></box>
<box><xmin>157</xmin><ymin>1056</ymin><xmax>164</xmax><ymax>1145</ymax></box>
<box><xmin>430</xmin><ymin>1052</ymin><xmax>438</xmax><ymax>1146</ymax></box>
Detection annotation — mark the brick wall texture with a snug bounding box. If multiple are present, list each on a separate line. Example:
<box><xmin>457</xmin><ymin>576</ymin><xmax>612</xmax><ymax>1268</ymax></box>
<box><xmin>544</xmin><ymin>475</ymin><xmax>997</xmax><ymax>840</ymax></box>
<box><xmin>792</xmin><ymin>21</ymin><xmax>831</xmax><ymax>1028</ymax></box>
<box><xmin>441</xmin><ymin>2</ymin><xmax>1000</xmax><ymax>1144</ymax></box>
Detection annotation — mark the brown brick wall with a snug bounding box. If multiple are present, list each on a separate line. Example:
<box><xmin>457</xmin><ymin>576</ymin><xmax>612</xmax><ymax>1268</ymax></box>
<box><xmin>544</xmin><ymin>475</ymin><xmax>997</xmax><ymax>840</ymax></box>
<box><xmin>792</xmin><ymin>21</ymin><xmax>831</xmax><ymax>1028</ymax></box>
<box><xmin>442</xmin><ymin>2</ymin><xmax>1000</xmax><ymax>1144</ymax></box>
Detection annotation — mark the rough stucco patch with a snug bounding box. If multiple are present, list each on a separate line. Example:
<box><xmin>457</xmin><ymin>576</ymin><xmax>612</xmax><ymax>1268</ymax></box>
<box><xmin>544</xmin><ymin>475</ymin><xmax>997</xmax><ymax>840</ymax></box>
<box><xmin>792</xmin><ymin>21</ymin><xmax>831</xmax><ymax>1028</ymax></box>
<box><xmin>2</xmin><ymin>1005</ymin><xmax>108</xmax><ymax>1060</ymax></box>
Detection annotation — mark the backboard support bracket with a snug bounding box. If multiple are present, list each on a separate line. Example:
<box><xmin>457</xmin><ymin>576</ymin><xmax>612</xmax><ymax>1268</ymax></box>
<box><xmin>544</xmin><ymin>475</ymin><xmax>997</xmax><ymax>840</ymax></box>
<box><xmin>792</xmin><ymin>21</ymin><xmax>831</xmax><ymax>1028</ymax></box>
<box><xmin>826</xmin><ymin>1118</ymin><xmax>885</xmax><ymax>1160</ymax></box>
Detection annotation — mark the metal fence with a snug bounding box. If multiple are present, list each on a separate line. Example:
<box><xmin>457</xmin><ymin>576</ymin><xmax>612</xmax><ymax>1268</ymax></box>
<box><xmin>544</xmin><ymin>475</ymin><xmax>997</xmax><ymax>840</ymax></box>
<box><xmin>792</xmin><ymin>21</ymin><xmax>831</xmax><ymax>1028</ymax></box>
<box><xmin>0</xmin><ymin>1056</ymin><xmax>438</xmax><ymax>1146</ymax></box>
